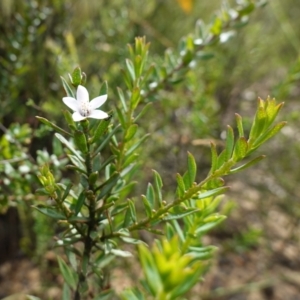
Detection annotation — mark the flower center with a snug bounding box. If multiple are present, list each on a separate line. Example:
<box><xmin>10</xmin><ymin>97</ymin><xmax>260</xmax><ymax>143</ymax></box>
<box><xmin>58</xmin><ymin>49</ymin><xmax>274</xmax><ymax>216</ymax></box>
<box><xmin>79</xmin><ymin>100</ymin><xmax>91</xmax><ymax>117</ymax></box>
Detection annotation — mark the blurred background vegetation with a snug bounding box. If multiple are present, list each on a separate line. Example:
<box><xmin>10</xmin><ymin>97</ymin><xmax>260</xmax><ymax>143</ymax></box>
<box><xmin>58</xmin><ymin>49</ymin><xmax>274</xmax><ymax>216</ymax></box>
<box><xmin>1</xmin><ymin>0</ymin><xmax>300</xmax><ymax>299</ymax></box>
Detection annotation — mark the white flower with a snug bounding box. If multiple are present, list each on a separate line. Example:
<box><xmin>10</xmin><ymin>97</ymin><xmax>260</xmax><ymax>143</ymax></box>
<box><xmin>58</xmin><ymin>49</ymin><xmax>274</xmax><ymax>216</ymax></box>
<box><xmin>63</xmin><ymin>85</ymin><xmax>109</xmax><ymax>122</ymax></box>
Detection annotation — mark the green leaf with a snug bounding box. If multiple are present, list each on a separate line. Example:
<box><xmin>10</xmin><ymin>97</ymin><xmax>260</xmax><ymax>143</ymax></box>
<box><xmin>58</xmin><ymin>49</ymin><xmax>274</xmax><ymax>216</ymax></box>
<box><xmin>153</xmin><ymin>170</ymin><xmax>163</xmax><ymax>206</ymax></box>
<box><xmin>62</xmin><ymin>283</ymin><xmax>71</xmax><ymax>300</ymax></box>
<box><xmin>117</xmin><ymin>87</ymin><xmax>128</xmax><ymax>112</ymax></box>
<box><xmin>128</xmin><ymin>199</ymin><xmax>137</xmax><ymax>223</ymax></box>
<box><xmin>123</xmin><ymin>206</ymin><xmax>133</xmax><ymax>227</ymax></box>
<box><xmin>90</xmin><ymin>118</ymin><xmax>111</xmax><ymax>144</ymax></box>
<box><xmin>130</xmin><ymin>87</ymin><xmax>141</xmax><ymax>110</ymax></box>
<box><xmin>115</xmin><ymin>105</ymin><xmax>127</xmax><ymax>129</ymax></box>
<box><xmin>74</xmin><ymin>191</ymin><xmax>85</xmax><ymax>215</ymax></box>
<box><xmin>73</xmin><ymin>130</ymin><xmax>88</xmax><ymax>153</ymax></box>
<box><xmin>57</xmin><ymin>256</ymin><xmax>78</xmax><ymax>290</ymax></box>
<box><xmin>210</xmin><ymin>142</ymin><xmax>218</xmax><ymax>173</ymax></box>
<box><xmin>176</xmin><ymin>173</ymin><xmax>185</xmax><ymax>197</ymax></box>
<box><xmin>36</xmin><ymin>116</ymin><xmax>72</xmax><ymax>137</ymax></box>
<box><xmin>232</xmin><ymin>137</ymin><xmax>248</xmax><ymax>162</ymax></box>
<box><xmin>187</xmin><ymin>152</ymin><xmax>197</xmax><ymax>184</ymax></box>
<box><xmin>235</xmin><ymin>113</ymin><xmax>244</xmax><ymax>137</ymax></box>
<box><xmin>125</xmin><ymin>124</ymin><xmax>138</xmax><ymax>142</ymax></box>
<box><xmin>126</xmin><ymin>59</ymin><xmax>136</xmax><ymax>82</ymax></box>
<box><xmin>94</xmin><ymin>290</ymin><xmax>115</xmax><ymax>300</ymax></box>
<box><xmin>251</xmin><ymin>121</ymin><xmax>287</xmax><ymax>151</ymax></box>
<box><xmin>110</xmin><ymin>248</ymin><xmax>132</xmax><ymax>257</ymax></box>
<box><xmin>55</xmin><ymin>133</ymin><xmax>84</xmax><ymax>162</ymax></box>
<box><xmin>225</xmin><ymin>125</ymin><xmax>234</xmax><ymax>161</ymax></box>
<box><xmin>138</xmin><ymin>244</ymin><xmax>163</xmax><ymax>296</ymax></box>
<box><xmin>229</xmin><ymin>155</ymin><xmax>266</xmax><ymax>174</ymax></box>
<box><xmin>96</xmin><ymin>172</ymin><xmax>120</xmax><ymax>199</ymax></box>
<box><xmin>146</xmin><ymin>183</ymin><xmax>155</xmax><ymax>209</ymax></box>
<box><xmin>195</xmin><ymin>215</ymin><xmax>227</xmax><ymax>234</ymax></box>
<box><xmin>120</xmin><ymin>236</ymin><xmax>146</xmax><ymax>246</ymax></box>
<box><xmin>125</xmin><ymin>134</ymin><xmax>150</xmax><ymax>157</ymax></box>
<box><xmin>134</xmin><ymin>102</ymin><xmax>152</xmax><ymax>122</ymax></box>
<box><xmin>61</xmin><ymin>76</ymin><xmax>75</xmax><ymax>98</ymax></box>
<box><xmin>61</xmin><ymin>182</ymin><xmax>73</xmax><ymax>202</ymax></box>
<box><xmin>94</xmin><ymin>125</ymin><xmax>120</xmax><ymax>155</ymax></box>
<box><xmin>141</xmin><ymin>195</ymin><xmax>152</xmax><ymax>218</ymax></box>
<box><xmin>249</xmin><ymin>106</ymin><xmax>266</xmax><ymax>141</ymax></box>
<box><xmin>33</xmin><ymin>206</ymin><xmax>66</xmax><ymax>220</ymax></box>
<box><xmin>68</xmin><ymin>155</ymin><xmax>86</xmax><ymax>172</ymax></box>
<box><xmin>163</xmin><ymin>207</ymin><xmax>199</xmax><ymax>221</ymax></box>
<box><xmin>195</xmin><ymin>186</ymin><xmax>229</xmax><ymax>200</ymax></box>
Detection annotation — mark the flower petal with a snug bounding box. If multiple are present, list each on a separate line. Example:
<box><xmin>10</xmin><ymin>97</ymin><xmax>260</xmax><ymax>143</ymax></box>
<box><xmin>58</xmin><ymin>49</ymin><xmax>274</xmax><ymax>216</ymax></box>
<box><xmin>76</xmin><ymin>85</ymin><xmax>89</xmax><ymax>105</ymax></box>
<box><xmin>89</xmin><ymin>95</ymin><xmax>107</xmax><ymax>110</ymax></box>
<box><xmin>88</xmin><ymin>110</ymin><xmax>109</xmax><ymax>120</ymax></box>
<box><xmin>63</xmin><ymin>97</ymin><xmax>78</xmax><ymax>111</ymax></box>
<box><xmin>72</xmin><ymin>112</ymin><xmax>86</xmax><ymax>122</ymax></box>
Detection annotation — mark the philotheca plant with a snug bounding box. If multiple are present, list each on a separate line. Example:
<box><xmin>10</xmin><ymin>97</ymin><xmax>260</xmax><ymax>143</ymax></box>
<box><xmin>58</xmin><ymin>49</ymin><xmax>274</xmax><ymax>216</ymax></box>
<box><xmin>33</xmin><ymin>2</ymin><xmax>286</xmax><ymax>300</ymax></box>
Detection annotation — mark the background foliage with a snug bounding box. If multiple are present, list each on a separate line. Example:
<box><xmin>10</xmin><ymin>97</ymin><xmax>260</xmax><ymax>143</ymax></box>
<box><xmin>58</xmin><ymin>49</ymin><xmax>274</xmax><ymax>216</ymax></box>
<box><xmin>0</xmin><ymin>0</ymin><xmax>300</xmax><ymax>299</ymax></box>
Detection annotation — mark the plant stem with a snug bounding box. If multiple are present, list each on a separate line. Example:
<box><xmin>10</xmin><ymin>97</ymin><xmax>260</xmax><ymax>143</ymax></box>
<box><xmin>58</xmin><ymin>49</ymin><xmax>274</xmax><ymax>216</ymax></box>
<box><xmin>74</xmin><ymin>121</ymin><xmax>97</xmax><ymax>300</ymax></box>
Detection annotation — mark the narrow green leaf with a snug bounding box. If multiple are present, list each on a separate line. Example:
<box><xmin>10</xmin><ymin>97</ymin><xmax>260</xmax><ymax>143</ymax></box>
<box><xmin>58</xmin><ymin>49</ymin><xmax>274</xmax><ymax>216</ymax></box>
<box><xmin>125</xmin><ymin>134</ymin><xmax>150</xmax><ymax>157</ymax></box>
<box><xmin>138</xmin><ymin>244</ymin><xmax>162</xmax><ymax>296</ymax></box>
<box><xmin>55</xmin><ymin>133</ymin><xmax>84</xmax><ymax>162</ymax></box>
<box><xmin>73</xmin><ymin>130</ymin><xmax>88</xmax><ymax>153</ymax></box>
<box><xmin>125</xmin><ymin>124</ymin><xmax>138</xmax><ymax>142</ymax></box>
<box><xmin>62</xmin><ymin>283</ymin><xmax>71</xmax><ymax>300</ymax></box>
<box><xmin>128</xmin><ymin>199</ymin><xmax>137</xmax><ymax>223</ymax></box>
<box><xmin>36</xmin><ymin>116</ymin><xmax>72</xmax><ymax>137</ymax></box>
<box><xmin>123</xmin><ymin>206</ymin><xmax>133</xmax><ymax>227</ymax></box>
<box><xmin>130</xmin><ymin>87</ymin><xmax>141</xmax><ymax>110</ymax></box>
<box><xmin>225</xmin><ymin>125</ymin><xmax>234</xmax><ymax>161</ymax></box>
<box><xmin>61</xmin><ymin>76</ymin><xmax>75</xmax><ymax>98</ymax></box>
<box><xmin>235</xmin><ymin>113</ymin><xmax>244</xmax><ymax>137</ymax></box>
<box><xmin>176</xmin><ymin>173</ymin><xmax>185</xmax><ymax>197</ymax></box>
<box><xmin>153</xmin><ymin>170</ymin><xmax>163</xmax><ymax>206</ymax></box>
<box><xmin>141</xmin><ymin>195</ymin><xmax>152</xmax><ymax>218</ymax></box>
<box><xmin>232</xmin><ymin>137</ymin><xmax>248</xmax><ymax>161</ymax></box>
<box><xmin>163</xmin><ymin>207</ymin><xmax>199</xmax><ymax>221</ymax></box>
<box><xmin>195</xmin><ymin>215</ymin><xmax>227</xmax><ymax>234</ymax></box>
<box><xmin>250</xmin><ymin>121</ymin><xmax>287</xmax><ymax>152</ymax></box>
<box><xmin>195</xmin><ymin>186</ymin><xmax>229</xmax><ymax>200</ymax></box>
<box><xmin>117</xmin><ymin>87</ymin><xmax>128</xmax><ymax>112</ymax></box>
<box><xmin>96</xmin><ymin>172</ymin><xmax>120</xmax><ymax>199</ymax></box>
<box><xmin>110</xmin><ymin>248</ymin><xmax>132</xmax><ymax>257</ymax></box>
<box><xmin>183</xmin><ymin>171</ymin><xmax>192</xmax><ymax>189</ymax></box>
<box><xmin>126</xmin><ymin>59</ymin><xmax>136</xmax><ymax>82</ymax></box>
<box><xmin>229</xmin><ymin>155</ymin><xmax>266</xmax><ymax>174</ymax></box>
<box><xmin>57</xmin><ymin>256</ymin><xmax>78</xmax><ymax>290</ymax></box>
<box><xmin>68</xmin><ymin>154</ymin><xmax>86</xmax><ymax>172</ymax></box>
<box><xmin>61</xmin><ymin>182</ymin><xmax>73</xmax><ymax>202</ymax></box>
<box><xmin>74</xmin><ymin>191</ymin><xmax>85</xmax><ymax>215</ymax></box>
<box><xmin>90</xmin><ymin>118</ymin><xmax>111</xmax><ymax>144</ymax></box>
<box><xmin>33</xmin><ymin>206</ymin><xmax>66</xmax><ymax>220</ymax></box>
<box><xmin>210</xmin><ymin>142</ymin><xmax>218</xmax><ymax>173</ymax></box>
<box><xmin>146</xmin><ymin>183</ymin><xmax>155</xmax><ymax>209</ymax></box>
<box><xmin>134</xmin><ymin>103</ymin><xmax>152</xmax><ymax>122</ymax></box>
<box><xmin>93</xmin><ymin>125</ymin><xmax>121</xmax><ymax>155</ymax></box>
<box><xmin>187</xmin><ymin>152</ymin><xmax>197</xmax><ymax>184</ymax></box>
<box><xmin>115</xmin><ymin>106</ymin><xmax>127</xmax><ymax>128</ymax></box>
